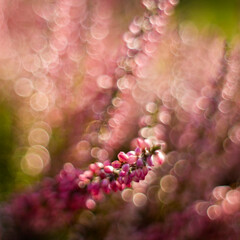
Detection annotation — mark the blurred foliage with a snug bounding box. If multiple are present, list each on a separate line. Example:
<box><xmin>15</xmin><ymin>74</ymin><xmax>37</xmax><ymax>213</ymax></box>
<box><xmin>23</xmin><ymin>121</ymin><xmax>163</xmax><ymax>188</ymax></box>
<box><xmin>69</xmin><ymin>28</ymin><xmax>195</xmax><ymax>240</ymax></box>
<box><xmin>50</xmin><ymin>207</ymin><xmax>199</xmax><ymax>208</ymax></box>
<box><xmin>48</xmin><ymin>127</ymin><xmax>68</xmax><ymax>176</ymax></box>
<box><xmin>0</xmin><ymin>103</ymin><xmax>15</xmax><ymax>200</ymax></box>
<box><xmin>0</xmin><ymin>101</ymin><xmax>43</xmax><ymax>200</ymax></box>
<box><xmin>176</xmin><ymin>0</ymin><xmax>240</xmax><ymax>39</ymax></box>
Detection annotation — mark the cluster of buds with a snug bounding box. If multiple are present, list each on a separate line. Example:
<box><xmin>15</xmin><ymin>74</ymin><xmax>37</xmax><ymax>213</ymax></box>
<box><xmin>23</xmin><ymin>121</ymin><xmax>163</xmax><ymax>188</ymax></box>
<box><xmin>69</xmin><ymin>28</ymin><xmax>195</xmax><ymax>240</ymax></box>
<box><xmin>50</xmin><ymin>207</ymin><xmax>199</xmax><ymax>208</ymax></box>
<box><xmin>79</xmin><ymin>138</ymin><xmax>165</xmax><ymax>198</ymax></box>
<box><xmin>7</xmin><ymin>138</ymin><xmax>165</xmax><ymax>234</ymax></box>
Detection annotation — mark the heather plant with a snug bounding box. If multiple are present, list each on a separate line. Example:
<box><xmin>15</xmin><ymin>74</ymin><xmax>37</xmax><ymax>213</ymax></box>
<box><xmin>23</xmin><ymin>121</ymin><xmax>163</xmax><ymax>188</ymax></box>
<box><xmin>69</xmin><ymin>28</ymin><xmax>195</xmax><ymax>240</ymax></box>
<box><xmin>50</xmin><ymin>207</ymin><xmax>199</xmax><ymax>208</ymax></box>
<box><xmin>0</xmin><ymin>0</ymin><xmax>240</xmax><ymax>240</ymax></box>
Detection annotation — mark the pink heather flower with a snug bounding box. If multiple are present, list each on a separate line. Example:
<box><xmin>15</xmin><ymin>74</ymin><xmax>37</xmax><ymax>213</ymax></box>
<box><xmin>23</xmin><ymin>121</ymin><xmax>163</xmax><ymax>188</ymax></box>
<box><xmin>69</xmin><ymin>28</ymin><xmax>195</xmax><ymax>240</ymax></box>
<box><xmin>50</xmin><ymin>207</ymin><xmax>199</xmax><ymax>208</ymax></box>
<box><xmin>116</xmin><ymin>181</ymin><xmax>122</xmax><ymax>191</ymax></box>
<box><xmin>142</xmin><ymin>166</ymin><xmax>148</xmax><ymax>176</ymax></box>
<box><xmin>79</xmin><ymin>174</ymin><xmax>86</xmax><ymax>181</ymax></box>
<box><xmin>128</xmin><ymin>155</ymin><xmax>137</xmax><ymax>164</ymax></box>
<box><xmin>118</xmin><ymin>176</ymin><xmax>123</xmax><ymax>184</ymax></box>
<box><xmin>90</xmin><ymin>182</ymin><xmax>100</xmax><ymax>196</ymax></box>
<box><xmin>137</xmin><ymin>138</ymin><xmax>151</xmax><ymax>150</ymax></box>
<box><xmin>154</xmin><ymin>151</ymin><xmax>165</xmax><ymax>165</ymax></box>
<box><xmin>123</xmin><ymin>175</ymin><xmax>131</xmax><ymax>185</ymax></box>
<box><xmin>120</xmin><ymin>170</ymin><xmax>127</xmax><ymax>177</ymax></box>
<box><xmin>8</xmin><ymin>140</ymin><xmax>164</xmax><ymax>234</ymax></box>
<box><xmin>137</xmin><ymin>138</ymin><xmax>145</xmax><ymax>149</ymax></box>
<box><xmin>104</xmin><ymin>165</ymin><xmax>114</xmax><ymax>174</ymax></box>
<box><xmin>99</xmin><ymin>171</ymin><xmax>107</xmax><ymax>179</ymax></box>
<box><xmin>89</xmin><ymin>163</ymin><xmax>104</xmax><ymax>175</ymax></box>
<box><xmin>84</xmin><ymin>170</ymin><xmax>94</xmax><ymax>179</ymax></box>
<box><xmin>96</xmin><ymin>162</ymin><xmax>104</xmax><ymax>168</ymax></box>
<box><xmin>131</xmin><ymin>171</ymin><xmax>140</xmax><ymax>182</ymax></box>
<box><xmin>147</xmin><ymin>155</ymin><xmax>154</xmax><ymax>166</ymax></box>
<box><xmin>101</xmin><ymin>179</ymin><xmax>111</xmax><ymax>194</ymax></box>
<box><xmin>89</xmin><ymin>163</ymin><xmax>101</xmax><ymax>173</ymax></box>
<box><xmin>140</xmin><ymin>171</ymin><xmax>145</xmax><ymax>180</ymax></box>
<box><xmin>110</xmin><ymin>181</ymin><xmax>118</xmax><ymax>192</ymax></box>
<box><xmin>135</xmin><ymin>147</ymin><xmax>142</xmax><ymax>155</ymax></box>
<box><xmin>117</xmin><ymin>182</ymin><xmax>124</xmax><ymax>191</ymax></box>
<box><xmin>144</xmin><ymin>139</ymin><xmax>152</xmax><ymax>148</ymax></box>
<box><xmin>127</xmin><ymin>151</ymin><xmax>138</xmax><ymax>163</ymax></box>
<box><xmin>135</xmin><ymin>169</ymin><xmax>142</xmax><ymax>178</ymax></box>
<box><xmin>127</xmin><ymin>151</ymin><xmax>135</xmax><ymax>156</ymax></box>
<box><xmin>103</xmin><ymin>160</ymin><xmax>111</xmax><ymax>166</ymax></box>
<box><xmin>89</xmin><ymin>163</ymin><xmax>97</xmax><ymax>172</ymax></box>
<box><xmin>118</xmin><ymin>151</ymin><xmax>129</xmax><ymax>162</ymax></box>
<box><xmin>122</xmin><ymin>163</ymin><xmax>130</xmax><ymax>172</ymax></box>
<box><xmin>111</xmin><ymin>160</ymin><xmax>122</xmax><ymax>168</ymax></box>
<box><xmin>101</xmin><ymin>178</ymin><xmax>109</xmax><ymax>188</ymax></box>
<box><xmin>137</xmin><ymin>158</ymin><xmax>144</xmax><ymax>168</ymax></box>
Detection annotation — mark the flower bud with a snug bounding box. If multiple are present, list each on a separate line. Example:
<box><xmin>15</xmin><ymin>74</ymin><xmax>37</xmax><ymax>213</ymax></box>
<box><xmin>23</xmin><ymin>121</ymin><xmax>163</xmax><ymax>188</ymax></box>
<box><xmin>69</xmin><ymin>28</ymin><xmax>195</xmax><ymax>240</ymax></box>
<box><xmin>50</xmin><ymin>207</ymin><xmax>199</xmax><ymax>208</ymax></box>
<box><xmin>118</xmin><ymin>176</ymin><xmax>123</xmax><ymax>184</ymax></box>
<box><xmin>112</xmin><ymin>160</ymin><xmax>121</xmax><ymax>168</ymax></box>
<box><xmin>120</xmin><ymin>170</ymin><xmax>127</xmax><ymax>177</ymax></box>
<box><xmin>96</xmin><ymin>162</ymin><xmax>104</xmax><ymax>168</ymax></box>
<box><xmin>99</xmin><ymin>170</ymin><xmax>107</xmax><ymax>179</ymax></box>
<box><xmin>147</xmin><ymin>156</ymin><xmax>153</xmax><ymax>166</ymax></box>
<box><xmin>142</xmin><ymin>166</ymin><xmax>148</xmax><ymax>176</ymax></box>
<box><xmin>118</xmin><ymin>152</ymin><xmax>129</xmax><ymax>162</ymax></box>
<box><xmin>122</xmin><ymin>164</ymin><xmax>130</xmax><ymax>172</ymax></box>
<box><xmin>140</xmin><ymin>170</ymin><xmax>145</xmax><ymax>180</ymax></box>
<box><xmin>128</xmin><ymin>155</ymin><xmax>137</xmax><ymax>164</ymax></box>
<box><xmin>101</xmin><ymin>179</ymin><xmax>109</xmax><ymax>188</ymax></box>
<box><xmin>154</xmin><ymin>151</ymin><xmax>165</xmax><ymax>165</ymax></box>
<box><xmin>103</xmin><ymin>160</ymin><xmax>111</xmax><ymax>166</ymax></box>
<box><xmin>137</xmin><ymin>138</ymin><xmax>145</xmax><ymax>149</ymax></box>
<box><xmin>135</xmin><ymin>147</ymin><xmax>142</xmax><ymax>155</ymax></box>
<box><xmin>135</xmin><ymin>169</ymin><xmax>142</xmax><ymax>178</ymax></box>
<box><xmin>91</xmin><ymin>182</ymin><xmax>100</xmax><ymax>195</ymax></box>
<box><xmin>117</xmin><ymin>182</ymin><xmax>124</xmax><ymax>191</ymax></box>
<box><xmin>84</xmin><ymin>170</ymin><xmax>93</xmax><ymax>179</ymax></box>
<box><xmin>136</xmin><ymin>158</ymin><xmax>144</xmax><ymax>168</ymax></box>
<box><xmin>137</xmin><ymin>138</ymin><xmax>151</xmax><ymax>150</ymax></box>
<box><xmin>102</xmin><ymin>182</ymin><xmax>111</xmax><ymax>194</ymax></box>
<box><xmin>89</xmin><ymin>163</ymin><xmax>97</xmax><ymax>173</ymax></box>
<box><xmin>104</xmin><ymin>165</ymin><xmax>114</xmax><ymax>174</ymax></box>
<box><xmin>116</xmin><ymin>181</ymin><xmax>122</xmax><ymax>190</ymax></box>
<box><xmin>110</xmin><ymin>181</ymin><xmax>118</xmax><ymax>192</ymax></box>
<box><xmin>144</xmin><ymin>139</ymin><xmax>152</xmax><ymax>149</ymax></box>
<box><xmin>127</xmin><ymin>151</ymin><xmax>135</xmax><ymax>156</ymax></box>
<box><xmin>123</xmin><ymin>175</ymin><xmax>131</xmax><ymax>185</ymax></box>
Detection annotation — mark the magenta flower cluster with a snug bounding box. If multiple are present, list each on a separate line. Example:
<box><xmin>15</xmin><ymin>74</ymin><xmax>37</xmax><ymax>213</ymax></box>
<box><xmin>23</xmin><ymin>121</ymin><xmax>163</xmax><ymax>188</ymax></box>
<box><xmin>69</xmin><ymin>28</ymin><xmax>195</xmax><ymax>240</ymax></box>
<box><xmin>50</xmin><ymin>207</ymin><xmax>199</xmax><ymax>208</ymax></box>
<box><xmin>81</xmin><ymin>139</ymin><xmax>164</xmax><ymax>196</ymax></box>
<box><xmin>7</xmin><ymin>139</ymin><xmax>164</xmax><ymax>234</ymax></box>
<box><xmin>2</xmin><ymin>0</ymin><xmax>240</xmax><ymax>239</ymax></box>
